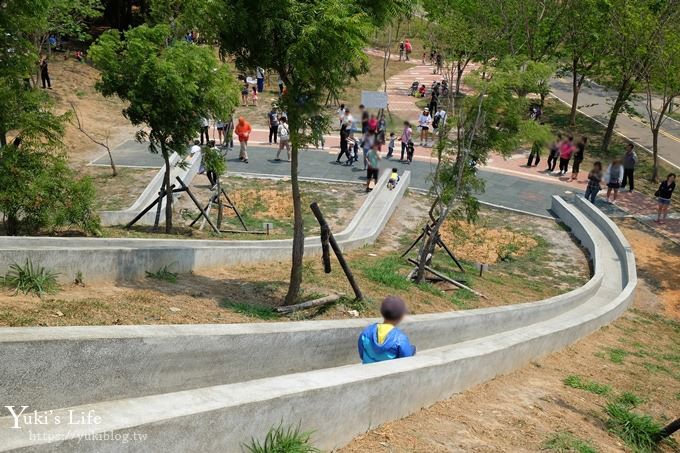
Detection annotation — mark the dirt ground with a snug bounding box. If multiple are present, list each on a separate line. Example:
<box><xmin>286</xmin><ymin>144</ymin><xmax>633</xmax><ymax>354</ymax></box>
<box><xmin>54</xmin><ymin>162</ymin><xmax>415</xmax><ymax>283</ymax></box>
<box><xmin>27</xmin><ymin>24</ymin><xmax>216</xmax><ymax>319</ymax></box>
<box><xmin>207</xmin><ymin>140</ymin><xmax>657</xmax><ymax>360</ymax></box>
<box><xmin>0</xmin><ymin>194</ymin><xmax>589</xmax><ymax>327</ymax></box>
<box><xmin>101</xmin><ymin>177</ymin><xmax>366</xmax><ymax>239</ymax></box>
<box><xmin>341</xmin><ymin>220</ymin><xmax>680</xmax><ymax>453</ymax></box>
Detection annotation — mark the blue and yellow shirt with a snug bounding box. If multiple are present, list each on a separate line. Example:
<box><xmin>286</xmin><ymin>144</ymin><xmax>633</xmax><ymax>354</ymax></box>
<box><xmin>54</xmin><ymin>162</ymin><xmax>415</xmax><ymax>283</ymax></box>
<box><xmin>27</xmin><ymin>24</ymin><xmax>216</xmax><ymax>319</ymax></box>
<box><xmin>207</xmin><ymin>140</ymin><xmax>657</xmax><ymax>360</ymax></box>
<box><xmin>358</xmin><ymin>323</ymin><xmax>416</xmax><ymax>364</ymax></box>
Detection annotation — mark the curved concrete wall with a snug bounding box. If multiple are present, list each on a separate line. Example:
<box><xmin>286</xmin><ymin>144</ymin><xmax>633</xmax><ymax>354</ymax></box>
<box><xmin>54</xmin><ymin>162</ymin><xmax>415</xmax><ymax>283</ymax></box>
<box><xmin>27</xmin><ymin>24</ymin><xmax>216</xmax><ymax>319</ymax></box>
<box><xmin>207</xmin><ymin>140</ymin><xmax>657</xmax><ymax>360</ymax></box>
<box><xmin>0</xmin><ymin>195</ymin><xmax>636</xmax><ymax>452</ymax></box>
<box><xmin>0</xmin><ymin>171</ymin><xmax>410</xmax><ymax>283</ymax></box>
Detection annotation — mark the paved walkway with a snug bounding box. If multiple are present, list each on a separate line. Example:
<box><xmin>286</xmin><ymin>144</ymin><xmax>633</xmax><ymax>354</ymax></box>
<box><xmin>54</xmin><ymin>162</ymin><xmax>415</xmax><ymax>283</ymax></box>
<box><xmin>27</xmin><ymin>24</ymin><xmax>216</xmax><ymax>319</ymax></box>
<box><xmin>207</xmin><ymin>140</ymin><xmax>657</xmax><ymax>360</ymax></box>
<box><xmin>550</xmin><ymin>78</ymin><xmax>680</xmax><ymax>170</ymax></box>
<box><xmin>89</xmin><ymin>51</ymin><xmax>679</xmax><ymax>240</ymax></box>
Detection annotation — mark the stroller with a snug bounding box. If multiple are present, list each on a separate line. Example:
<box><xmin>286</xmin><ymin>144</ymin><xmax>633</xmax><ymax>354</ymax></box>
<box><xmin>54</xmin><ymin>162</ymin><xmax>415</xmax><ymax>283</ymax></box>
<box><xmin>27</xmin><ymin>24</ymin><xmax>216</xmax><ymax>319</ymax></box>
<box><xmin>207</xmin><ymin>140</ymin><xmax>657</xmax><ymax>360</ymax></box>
<box><xmin>409</xmin><ymin>80</ymin><xmax>419</xmax><ymax>97</ymax></box>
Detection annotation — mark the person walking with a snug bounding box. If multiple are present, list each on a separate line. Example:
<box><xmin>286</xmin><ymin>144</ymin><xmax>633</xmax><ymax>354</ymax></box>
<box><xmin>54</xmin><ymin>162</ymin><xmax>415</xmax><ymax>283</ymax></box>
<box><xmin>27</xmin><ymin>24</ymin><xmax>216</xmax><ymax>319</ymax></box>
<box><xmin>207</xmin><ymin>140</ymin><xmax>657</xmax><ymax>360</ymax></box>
<box><xmin>570</xmin><ymin>136</ymin><xmax>587</xmax><ymax>181</ymax></box>
<box><xmin>199</xmin><ymin>117</ymin><xmax>210</xmax><ymax>145</ymax></box>
<box><xmin>337</xmin><ymin>122</ymin><xmax>351</xmax><ymax>164</ymax></box>
<box><xmin>604</xmin><ymin>159</ymin><xmax>624</xmax><ymax>204</ymax></box>
<box><xmin>584</xmin><ymin>161</ymin><xmax>603</xmax><ymax>203</ymax></box>
<box><xmin>268</xmin><ymin>108</ymin><xmax>279</xmax><ymax>145</ymax></box>
<box><xmin>250</xmin><ymin>86</ymin><xmax>258</xmax><ymax>107</ymax></box>
<box><xmin>404</xmin><ymin>39</ymin><xmax>412</xmax><ymax>61</ymax></box>
<box><xmin>276</xmin><ymin>116</ymin><xmax>291</xmax><ymax>161</ymax></box>
<box><xmin>399</xmin><ymin>121</ymin><xmax>412</xmax><ymax>161</ymax></box>
<box><xmin>655</xmin><ymin>173</ymin><xmax>676</xmax><ymax>223</ymax></box>
<box><xmin>398</xmin><ymin>41</ymin><xmax>405</xmax><ymax>61</ymax></box>
<box><xmin>526</xmin><ymin>141</ymin><xmax>542</xmax><ymax>167</ymax></box>
<box><xmin>366</xmin><ymin>144</ymin><xmax>381</xmax><ymax>192</ymax></box>
<box><xmin>621</xmin><ymin>143</ymin><xmax>638</xmax><ymax>192</ymax></box>
<box><xmin>558</xmin><ymin>135</ymin><xmax>574</xmax><ymax>175</ymax></box>
<box><xmin>428</xmin><ymin>91</ymin><xmax>438</xmax><ymax>117</ymax></box>
<box><xmin>418</xmin><ymin>108</ymin><xmax>432</xmax><ymax>147</ymax></box>
<box><xmin>361</xmin><ymin>131</ymin><xmax>375</xmax><ymax>170</ymax></box>
<box><xmin>256</xmin><ymin>66</ymin><xmax>265</xmax><ymax>93</ymax></box>
<box><xmin>240</xmin><ymin>83</ymin><xmax>249</xmax><ymax>106</ymax></box>
<box><xmin>40</xmin><ymin>56</ymin><xmax>51</xmax><ymax>89</ymax></box>
<box><xmin>223</xmin><ymin>115</ymin><xmax>234</xmax><ymax>151</ymax></box>
<box><xmin>235</xmin><ymin>116</ymin><xmax>252</xmax><ymax>164</ymax></box>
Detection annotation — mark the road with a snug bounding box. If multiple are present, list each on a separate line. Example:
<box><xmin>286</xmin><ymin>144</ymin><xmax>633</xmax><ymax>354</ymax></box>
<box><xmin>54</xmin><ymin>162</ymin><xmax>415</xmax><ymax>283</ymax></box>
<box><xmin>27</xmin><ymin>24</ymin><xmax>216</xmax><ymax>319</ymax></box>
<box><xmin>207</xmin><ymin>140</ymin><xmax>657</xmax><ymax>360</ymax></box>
<box><xmin>550</xmin><ymin>78</ymin><xmax>680</xmax><ymax>170</ymax></box>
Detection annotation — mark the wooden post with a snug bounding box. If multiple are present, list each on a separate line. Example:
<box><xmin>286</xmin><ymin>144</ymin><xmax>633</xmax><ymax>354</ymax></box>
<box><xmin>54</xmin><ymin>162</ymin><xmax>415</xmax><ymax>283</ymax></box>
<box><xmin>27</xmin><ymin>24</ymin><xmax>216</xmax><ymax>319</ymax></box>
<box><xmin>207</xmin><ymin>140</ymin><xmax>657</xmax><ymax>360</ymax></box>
<box><xmin>407</xmin><ymin>258</ymin><xmax>486</xmax><ymax>299</ymax></box>
<box><xmin>125</xmin><ymin>184</ymin><xmax>174</xmax><ymax>230</ymax></box>
<box><xmin>174</xmin><ymin>177</ymin><xmax>220</xmax><ymax>234</ymax></box>
<box><xmin>310</xmin><ymin>202</ymin><xmax>362</xmax><ymax>300</ymax></box>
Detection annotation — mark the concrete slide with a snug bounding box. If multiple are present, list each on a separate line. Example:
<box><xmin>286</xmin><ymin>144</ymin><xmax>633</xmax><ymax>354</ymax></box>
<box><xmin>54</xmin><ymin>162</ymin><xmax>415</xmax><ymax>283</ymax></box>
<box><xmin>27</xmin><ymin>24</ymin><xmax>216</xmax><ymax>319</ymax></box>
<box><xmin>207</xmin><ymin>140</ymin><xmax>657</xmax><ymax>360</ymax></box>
<box><xmin>0</xmin><ymin>195</ymin><xmax>636</xmax><ymax>452</ymax></box>
<box><xmin>0</xmin><ymin>170</ymin><xmax>410</xmax><ymax>283</ymax></box>
<box><xmin>98</xmin><ymin>151</ymin><xmax>202</xmax><ymax>227</ymax></box>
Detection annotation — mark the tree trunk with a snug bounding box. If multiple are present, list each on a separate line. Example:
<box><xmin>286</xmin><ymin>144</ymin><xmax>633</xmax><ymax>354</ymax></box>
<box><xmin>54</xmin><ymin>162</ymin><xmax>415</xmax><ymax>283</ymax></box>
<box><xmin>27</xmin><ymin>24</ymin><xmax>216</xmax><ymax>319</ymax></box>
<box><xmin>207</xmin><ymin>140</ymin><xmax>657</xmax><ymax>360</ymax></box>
<box><xmin>107</xmin><ymin>150</ymin><xmax>118</xmax><ymax>177</ymax></box>
<box><xmin>414</xmin><ymin>206</ymin><xmax>446</xmax><ymax>283</ymax></box>
<box><xmin>569</xmin><ymin>60</ymin><xmax>580</xmax><ymax>127</ymax></box>
<box><xmin>284</xmin><ymin>119</ymin><xmax>304</xmax><ymax>305</ymax></box>
<box><xmin>5</xmin><ymin>213</ymin><xmax>19</xmax><ymax>236</ymax></box>
<box><xmin>601</xmin><ymin>80</ymin><xmax>632</xmax><ymax>154</ymax></box>
<box><xmin>651</xmin><ymin>128</ymin><xmax>659</xmax><ymax>183</ymax></box>
<box><xmin>160</xmin><ymin>143</ymin><xmax>173</xmax><ymax>234</ymax></box>
<box><xmin>216</xmin><ymin>178</ymin><xmax>223</xmax><ymax>229</ymax></box>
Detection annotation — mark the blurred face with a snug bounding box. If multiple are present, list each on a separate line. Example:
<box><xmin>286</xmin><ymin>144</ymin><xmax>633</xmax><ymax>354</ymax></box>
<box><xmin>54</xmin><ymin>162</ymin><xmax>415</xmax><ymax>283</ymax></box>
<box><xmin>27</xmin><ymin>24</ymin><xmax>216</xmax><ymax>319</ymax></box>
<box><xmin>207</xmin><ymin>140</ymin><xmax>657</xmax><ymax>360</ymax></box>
<box><xmin>669</xmin><ymin>175</ymin><xmax>676</xmax><ymax>183</ymax></box>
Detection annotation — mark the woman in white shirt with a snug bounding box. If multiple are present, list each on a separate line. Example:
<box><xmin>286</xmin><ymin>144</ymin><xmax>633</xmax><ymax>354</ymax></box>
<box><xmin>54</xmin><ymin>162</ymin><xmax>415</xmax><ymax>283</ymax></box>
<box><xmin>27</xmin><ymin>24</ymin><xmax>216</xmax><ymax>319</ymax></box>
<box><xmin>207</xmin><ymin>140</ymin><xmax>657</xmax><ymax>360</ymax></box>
<box><xmin>418</xmin><ymin>108</ymin><xmax>432</xmax><ymax>147</ymax></box>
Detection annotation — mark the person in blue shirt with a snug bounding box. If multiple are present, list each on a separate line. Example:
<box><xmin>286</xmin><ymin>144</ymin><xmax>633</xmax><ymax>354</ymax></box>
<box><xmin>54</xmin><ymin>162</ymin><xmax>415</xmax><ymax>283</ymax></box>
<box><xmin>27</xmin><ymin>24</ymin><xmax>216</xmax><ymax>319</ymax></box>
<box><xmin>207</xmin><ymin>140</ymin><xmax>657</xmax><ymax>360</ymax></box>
<box><xmin>358</xmin><ymin>296</ymin><xmax>416</xmax><ymax>364</ymax></box>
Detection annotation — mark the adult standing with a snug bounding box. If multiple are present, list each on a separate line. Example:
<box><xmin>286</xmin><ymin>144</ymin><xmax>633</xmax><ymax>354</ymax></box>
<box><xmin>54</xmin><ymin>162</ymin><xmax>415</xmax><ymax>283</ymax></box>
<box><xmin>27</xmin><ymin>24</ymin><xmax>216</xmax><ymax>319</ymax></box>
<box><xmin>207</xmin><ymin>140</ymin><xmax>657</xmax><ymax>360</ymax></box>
<box><xmin>621</xmin><ymin>143</ymin><xmax>638</xmax><ymax>192</ymax></box>
<box><xmin>655</xmin><ymin>173</ymin><xmax>676</xmax><ymax>223</ymax></box>
<box><xmin>337</xmin><ymin>122</ymin><xmax>351</xmax><ymax>164</ymax></box>
<box><xmin>256</xmin><ymin>66</ymin><xmax>265</xmax><ymax>93</ymax></box>
<box><xmin>199</xmin><ymin>117</ymin><xmax>210</xmax><ymax>145</ymax></box>
<box><xmin>433</xmin><ymin>107</ymin><xmax>447</xmax><ymax>136</ymax></box>
<box><xmin>215</xmin><ymin>119</ymin><xmax>226</xmax><ymax>146</ymax></box>
<box><xmin>404</xmin><ymin>39</ymin><xmax>412</xmax><ymax>61</ymax></box>
<box><xmin>276</xmin><ymin>116</ymin><xmax>291</xmax><ymax>161</ymax></box>
<box><xmin>268</xmin><ymin>108</ymin><xmax>279</xmax><ymax>145</ymax></box>
<box><xmin>428</xmin><ymin>91</ymin><xmax>438</xmax><ymax>117</ymax></box>
<box><xmin>570</xmin><ymin>136</ymin><xmax>587</xmax><ymax>181</ymax></box>
<box><xmin>399</xmin><ymin>121</ymin><xmax>412</xmax><ymax>161</ymax></box>
<box><xmin>604</xmin><ymin>159</ymin><xmax>624</xmax><ymax>204</ymax></box>
<box><xmin>366</xmin><ymin>144</ymin><xmax>381</xmax><ymax>192</ymax></box>
<box><xmin>40</xmin><ymin>56</ymin><xmax>51</xmax><ymax>89</ymax></box>
<box><xmin>360</xmin><ymin>104</ymin><xmax>369</xmax><ymax>134</ymax></box>
<box><xmin>418</xmin><ymin>108</ymin><xmax>432</xmax><ymax>147</ymax></box>
<box><xmin>235</xmin><ymin>116</ymin><xmax>252</xmax><ymax>164</ymax></box>
<box><xmin>558</xmin><ymin>135</ymin><xmax>574</xmax><ymax>176</ymax></box>
<box><xmin>398</xmin><ymin>41</ymin><xmax>405</xmax><ymax>61</ymax></box>
<box><xmin>546</xmin><ymin>134</ymin><xmax>562</xmax><ymax>172</ymax></box>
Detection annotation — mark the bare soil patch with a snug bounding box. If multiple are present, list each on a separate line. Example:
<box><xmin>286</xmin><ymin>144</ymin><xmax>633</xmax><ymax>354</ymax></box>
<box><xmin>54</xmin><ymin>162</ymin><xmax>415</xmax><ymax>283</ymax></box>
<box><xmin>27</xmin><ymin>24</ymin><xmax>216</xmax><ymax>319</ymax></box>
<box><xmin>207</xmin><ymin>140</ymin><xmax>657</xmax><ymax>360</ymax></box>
<box><xmin>0</xmin><ymin>194</ymin><xmax>588</xmax><ymax>327</ymax></box>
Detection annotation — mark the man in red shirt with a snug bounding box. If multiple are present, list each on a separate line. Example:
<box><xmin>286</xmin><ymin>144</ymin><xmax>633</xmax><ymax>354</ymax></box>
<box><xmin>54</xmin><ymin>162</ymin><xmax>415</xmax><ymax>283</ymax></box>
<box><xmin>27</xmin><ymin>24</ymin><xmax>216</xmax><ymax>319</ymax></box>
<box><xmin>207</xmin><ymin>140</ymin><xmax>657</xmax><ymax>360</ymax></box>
<box><xmin>234</xmin><ymin>116</ymin><xmax>252</xmax><ymax>163</ymax></box>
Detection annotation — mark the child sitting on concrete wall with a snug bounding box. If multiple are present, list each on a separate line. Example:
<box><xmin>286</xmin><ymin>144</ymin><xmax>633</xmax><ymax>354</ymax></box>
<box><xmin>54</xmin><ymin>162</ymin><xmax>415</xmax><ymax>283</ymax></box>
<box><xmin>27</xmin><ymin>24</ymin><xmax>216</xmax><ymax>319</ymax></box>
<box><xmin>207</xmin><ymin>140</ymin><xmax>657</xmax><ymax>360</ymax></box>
<box><xmin>358</xmin><ymin>296</ymin><xmax>416</xmax><ymax>364</ymax></box>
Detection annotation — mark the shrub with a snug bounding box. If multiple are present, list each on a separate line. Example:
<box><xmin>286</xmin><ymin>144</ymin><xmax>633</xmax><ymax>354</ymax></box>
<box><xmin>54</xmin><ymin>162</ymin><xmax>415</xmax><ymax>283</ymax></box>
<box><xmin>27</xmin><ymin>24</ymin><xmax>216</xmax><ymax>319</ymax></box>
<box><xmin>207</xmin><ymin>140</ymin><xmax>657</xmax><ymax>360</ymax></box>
<box><xmin>145</xmin><ymin>265</ymin><xmax>178</xmax><ymax>283</ymax></box>
<box><xmin>244</xmin><ymin>423</ymin><xmax>319</xmax><ymax>453</ymax></box>
<box><xmin>0</xmin><ymin>144</ymin><xmax>100</xmax><ymax>236</ymax></box>
<box><xmin>1</xmin><ymin>260</ymin><xmax>59</xmax><ymax>296</ymax></box>
<box><xmin>605</xmin><ymin>403</ymin><xmax>663</xmax><ymax>452</ymax></box>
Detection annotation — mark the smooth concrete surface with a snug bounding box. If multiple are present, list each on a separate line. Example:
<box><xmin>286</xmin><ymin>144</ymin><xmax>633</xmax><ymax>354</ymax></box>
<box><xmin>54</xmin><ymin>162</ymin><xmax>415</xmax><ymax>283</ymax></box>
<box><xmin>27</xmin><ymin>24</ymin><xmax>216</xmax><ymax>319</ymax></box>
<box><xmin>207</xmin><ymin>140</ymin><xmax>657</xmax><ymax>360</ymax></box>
<box><xmin>0</xmin><ymin>171</ymin><xmax>409</xmax><ymax>283</ymax></box>
<box><xmin>98</xmin><ymin>151</ymin><xmax>200</xmax><ymax>227</ymax></box>
<box><xmin>0</xmin><ymin>196</ymin><xmax>636</xmax><ymax>452</ymax></box>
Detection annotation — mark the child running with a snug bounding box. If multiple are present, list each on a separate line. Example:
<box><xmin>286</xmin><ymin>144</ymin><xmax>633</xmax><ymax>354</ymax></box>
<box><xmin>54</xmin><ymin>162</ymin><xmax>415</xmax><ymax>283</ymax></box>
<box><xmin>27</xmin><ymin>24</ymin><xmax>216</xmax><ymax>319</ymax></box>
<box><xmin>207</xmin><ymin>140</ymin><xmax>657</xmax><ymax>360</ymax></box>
<box><xmin>358</xmin><ymin>296</ymin><xmax>416</xmax><ymax>364</ymax></box>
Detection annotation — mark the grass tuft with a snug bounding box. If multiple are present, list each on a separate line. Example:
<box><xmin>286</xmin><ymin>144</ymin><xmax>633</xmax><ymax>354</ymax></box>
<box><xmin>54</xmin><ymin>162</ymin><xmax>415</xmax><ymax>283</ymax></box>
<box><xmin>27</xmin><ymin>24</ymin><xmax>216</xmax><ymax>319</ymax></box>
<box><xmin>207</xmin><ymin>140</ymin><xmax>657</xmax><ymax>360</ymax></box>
<box><xmin>542</xmin><ymin>432</ymin><xmax>598</xmax><ymax>453</ymax></box>
<box><xmin>361</xmin><ymin>256</ymin><xmax>410</xmax><ymax>290</ymax></box>
<box><xmin>606</xmin><ymin>347</ymin><xmax>629</xmax><ymax>364</ymax></box>
<box><xmin>145</xmin><ymin>265</ymin><xmax>178</xmax><ymax>283</ymax></box>
<box><xmin>244</xmin><ymin>423</ymin><xmax>320</xmax><ymax>453</ymax></box>
<box><xmin>605</xmin><ymin>403</ymin><xmax>663</xmax><ymax>452</ymax></box>
<box><xmin>0</xmin><ymin>260</ymin><xmax>59</xmax><ymax>296</ymax></box>
<box><xmin>563</xmin><ymin>375</ymin><xmax>611</xmax><ymax>395</ymax></box>
<box><xmin>221</xmin><ymin>300</ymin><xmax>278</xmax><ymax>320</ymax></box>
<box><xmin>615</xmin><ymin>392</ymin><xmax>644</xmax><ymax>409</ymax></box>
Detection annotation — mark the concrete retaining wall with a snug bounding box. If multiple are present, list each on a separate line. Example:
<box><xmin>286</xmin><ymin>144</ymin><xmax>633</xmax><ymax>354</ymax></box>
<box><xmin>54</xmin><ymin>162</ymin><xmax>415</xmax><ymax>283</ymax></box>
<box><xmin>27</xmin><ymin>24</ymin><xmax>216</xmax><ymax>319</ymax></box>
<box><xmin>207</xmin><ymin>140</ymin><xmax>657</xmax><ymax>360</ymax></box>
<box><xmin>0</xmin><ymin>171</ymin><xmax>409</xmax><ymax>283</ymax></box>
<box><xmin>0</xmin><ymin>196</ymin><xmax>637</xmax><ymax>453</ymax></box>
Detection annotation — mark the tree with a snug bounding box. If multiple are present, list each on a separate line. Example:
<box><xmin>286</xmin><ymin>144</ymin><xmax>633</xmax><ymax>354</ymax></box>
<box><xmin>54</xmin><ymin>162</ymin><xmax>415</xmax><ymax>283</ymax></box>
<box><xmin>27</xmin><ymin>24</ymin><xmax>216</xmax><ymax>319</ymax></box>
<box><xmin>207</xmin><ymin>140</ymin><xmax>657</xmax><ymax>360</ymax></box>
<box><xmin>203</xmin><ymin>147</ymin><xmax>226</xmax><ymax>228</ymax></box>
<box><xmin>207</xmin><ymin>0</ymin><xmax>402</xmax><ymax>304</ymax></box>
<box><xmin>34</xmin><ymin>0</ymin><xmax>102</xmax><ymax>57</ymax></box>
<box><xmin>415</xmin><ymin>59</ymin><xmax>552</xmax><ymax>282</ymax></box>
<box><xmin>89</xmin><ymin>25</ymin><xmax>239</xmax><ymax>233</ymax></box>
<box><xmin>560</xmin><ymin>0</ymin><xmax>612</xmax><ymax>126</ymax></box>
<box><xmin>0</xmin><ymin>142</ymin><xmax>100</xmax><ymax>236</ymax></box>
<box><xmin>0</xmin><ymin>0</ymin><xmax>64</xmax><ymax>147</ymax></box>
<box><xmin>643</xmin><ymin>28</ymin><xmax>680</xmax><ymax>181</ymax></box>
<box><xmin>599</xmin><ymin>0</ymin><xmax>679</xmax><ymax>153</ymax></box>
